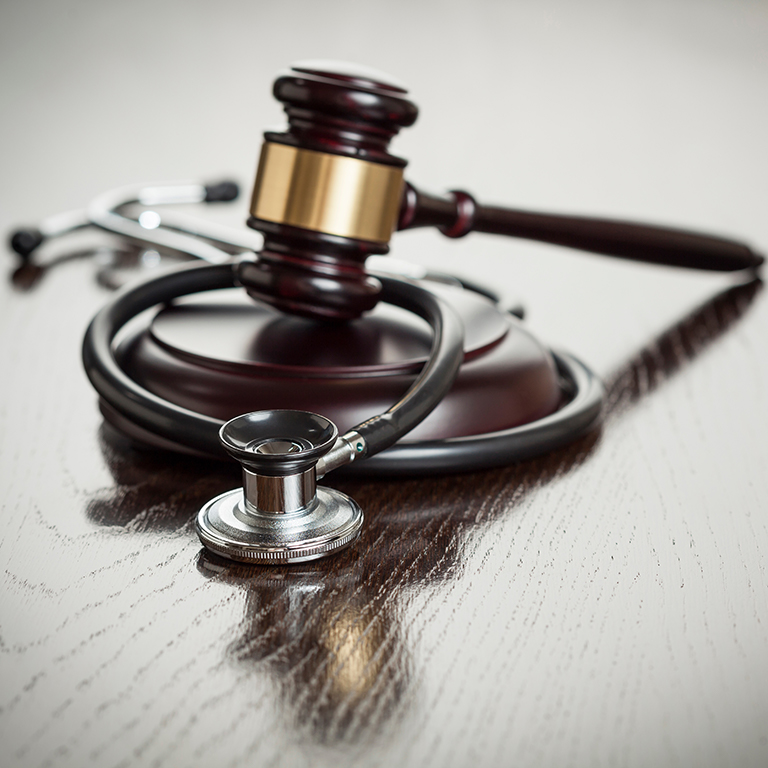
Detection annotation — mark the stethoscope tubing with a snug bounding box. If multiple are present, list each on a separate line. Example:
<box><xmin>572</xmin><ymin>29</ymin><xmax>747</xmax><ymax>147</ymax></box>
<box><xmin>355</xmin><ymin>350</ymin><xmax>603</xmax><ymax>475</ymax></box>
<box><xmin>82</xmin><ymin>259</ymin><xmax>467</xmax><ymax>466</ymax></box>
<box><xmin>82</xmin><ymin>259</ymin><xmax>604</xmax><ymax>476</ymax></box>
<box><xmin>83</xmin><ymin>261</ymin><xmax>230</xmax><ymax>456</ymax></box>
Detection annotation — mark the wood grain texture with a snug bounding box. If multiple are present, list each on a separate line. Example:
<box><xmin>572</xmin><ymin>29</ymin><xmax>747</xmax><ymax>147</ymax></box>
<box><xmin>1</xmin><ymin>2</ymin><xmax>767</xmax><ymax>767</ymax></box>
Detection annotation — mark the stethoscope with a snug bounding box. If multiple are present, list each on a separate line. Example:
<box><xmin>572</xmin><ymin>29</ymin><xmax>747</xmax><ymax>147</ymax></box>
<box><xmin>11</xmin><ymin>62</ymin><xmax>763</xmax><ymax>564</ymax></box>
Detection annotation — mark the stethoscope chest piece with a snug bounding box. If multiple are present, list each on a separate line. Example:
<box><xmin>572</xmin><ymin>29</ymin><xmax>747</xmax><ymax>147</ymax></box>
<box><xmin>196</xmin><ymin>410</ymin><xmax>364</xmax><ymax>563</ymax></box>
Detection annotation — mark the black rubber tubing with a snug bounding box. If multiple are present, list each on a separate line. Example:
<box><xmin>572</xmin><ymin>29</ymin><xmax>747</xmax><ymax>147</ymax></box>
<box><xmin>82</xmin><ymin>260</ymin><xmax>466</xmax><ymax>462</ymax></box>
<box><xmin>353</xmin><ymin>278</ymin><xmax>464</xmax><ymax>456</ymax></box>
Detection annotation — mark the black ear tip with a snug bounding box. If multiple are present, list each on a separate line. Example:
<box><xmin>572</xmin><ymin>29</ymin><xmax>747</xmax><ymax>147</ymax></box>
<box><xmin>9</xmin><ymin>228</ymin><xmax>44</xmax><ymax>260</ymax></box>
<box><xmin>204</xmin><ymin>181</ymin><xmax>239</xmax><ymax>203</ymax></box>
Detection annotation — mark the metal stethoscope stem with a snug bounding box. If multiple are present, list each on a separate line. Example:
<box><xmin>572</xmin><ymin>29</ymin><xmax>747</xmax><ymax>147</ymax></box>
<box><xmin>11</xmin><ymin>180</ymin><xmax>248</xmax><ymax>265</ymax></box>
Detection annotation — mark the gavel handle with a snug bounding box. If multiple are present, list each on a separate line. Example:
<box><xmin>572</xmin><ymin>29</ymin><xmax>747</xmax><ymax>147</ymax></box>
<box><xmin>398</xmin><ymin>182</ymin><xmax>763</xmax><ymax>272</ymax></box>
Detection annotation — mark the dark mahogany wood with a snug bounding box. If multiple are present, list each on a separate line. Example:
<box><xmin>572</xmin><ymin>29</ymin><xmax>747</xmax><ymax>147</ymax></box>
<box><xmin>239</xmin><ymin>223</ymin><xmax>388</xmax><ymax>321</ymax></box>
<box><xmin>3</xmin><ymin>246</ymin><xmax>766</xmax><ymax>768</ymax></box>
<box><xmin>266</xmin><ymin>62</ymin><xmax>418</xmax><ymax>164</ymax></box>
<box><xmin>398</xmin><ymin>183</ymin><xmax>764</xmax><ymax>271</ymax></box>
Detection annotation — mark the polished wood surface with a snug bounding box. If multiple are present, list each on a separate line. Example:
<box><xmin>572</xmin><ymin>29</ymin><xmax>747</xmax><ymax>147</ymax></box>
<box><xmin>2</xmin><ymin>2</ymin><xmax>768</xmax><ymax>767</ymax></box>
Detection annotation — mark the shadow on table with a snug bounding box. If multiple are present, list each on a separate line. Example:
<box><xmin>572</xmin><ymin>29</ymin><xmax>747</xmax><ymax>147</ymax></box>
<box><xmin>601</xmin><ymin>276</ymin><xmax>763</xmax><ymax>418</ymax></box>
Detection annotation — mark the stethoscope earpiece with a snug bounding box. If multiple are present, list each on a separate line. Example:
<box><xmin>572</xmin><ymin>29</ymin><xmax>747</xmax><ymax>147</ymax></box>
<box><xmin>196</xmin><ymin>410</ymin><xmax>364</xmax><ymax>563</ymax></box>
<box><xmin>10</xmin><ymin>228</ymin><xmax>45</xmax><ymax>261</ymax></box>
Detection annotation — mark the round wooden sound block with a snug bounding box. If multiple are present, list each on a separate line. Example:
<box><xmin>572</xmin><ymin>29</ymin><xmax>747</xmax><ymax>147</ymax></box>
<box><xmin>107</xmin><ymin>279</ymin><xmax>562</xmax><ymax>455</ymax></box>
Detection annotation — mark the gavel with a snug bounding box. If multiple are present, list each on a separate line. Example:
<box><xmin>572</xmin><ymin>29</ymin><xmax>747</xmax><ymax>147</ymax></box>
<box><xmin>239</xmin><ymin>61</ymin><xmax>763</xmax><ymax>322</ymax></box>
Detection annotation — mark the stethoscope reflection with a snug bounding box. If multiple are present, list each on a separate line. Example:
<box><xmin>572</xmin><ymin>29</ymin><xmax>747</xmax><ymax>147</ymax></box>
<box><xmin>10</xmin><ymin>244</ymin><xmax>160</xmax><ymax>292</ymax></box>
<box><xmin>195</xmin><ymin>545</ymin><xmax>423</xmax><ymax>745</ymax></box>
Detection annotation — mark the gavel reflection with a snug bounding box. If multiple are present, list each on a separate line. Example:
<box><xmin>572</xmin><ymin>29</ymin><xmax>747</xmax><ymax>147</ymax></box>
<box><xmin>239</xmin><ymin>61</ymin><xmax>763</xmax><ymax>321</ymax></box>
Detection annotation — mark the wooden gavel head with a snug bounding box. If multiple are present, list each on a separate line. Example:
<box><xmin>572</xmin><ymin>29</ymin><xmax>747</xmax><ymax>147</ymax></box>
<box><xmin>240</xmin><ymin>61</ymin><xmax>418</xmax><ymax>320</ymax></box>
